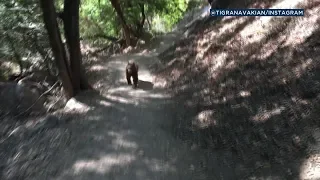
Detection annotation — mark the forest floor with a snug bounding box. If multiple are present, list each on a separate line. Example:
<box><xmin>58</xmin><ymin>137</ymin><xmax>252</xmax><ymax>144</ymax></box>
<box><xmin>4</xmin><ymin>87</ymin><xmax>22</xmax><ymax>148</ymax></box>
<box><xmin>1</xmin><ymin>0</ymin><xmax>320</xmax><ymax>180</ymax></box>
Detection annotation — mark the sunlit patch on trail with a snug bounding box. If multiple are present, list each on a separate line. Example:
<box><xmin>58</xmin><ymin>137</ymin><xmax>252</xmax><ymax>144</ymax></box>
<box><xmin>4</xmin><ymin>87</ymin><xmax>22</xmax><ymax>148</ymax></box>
<box><xmin>193</xmin><ymin>110</ymin><xmax>216</xmax><ymax>128</ymax></box>
<box><xmin>143</xmin><ymin>158</ymin><xmax>177</xmax><ymax>172</ymax></box>
<box><xmin>293</xmin><ymin>58</ymin><xmax>314</xmax><ymax>78</ymax></box>
<box><xmin>108</xmin><ymin>131</ymin><xmax>139</xmax><ymax>150</ymax></box>
<box><xmin>72</xmin><ymin>154</ymin><xmax>136</xmax><ymax>174</ymax></box>
<box><xmin>251</xmin><ymin>106</ymin><xmax>286</xmax><ymax>122</ymax></box>
<box><xmin>104</xmin><ymin>94</ymin><xmax>137</xmax><ymax>105</ymax></box>
<box><xmin>89</xmin><ymin>65</ymin><xmax>107</xmax><ymax>71</ymax></box>
<box><xmin>106</xmin><ymin>86</ymin><xmax>171</xmax><ymax>100</ymax></box>
<box><xmin>300</xmin><ymin>129</ymin><xmax>320</xmax><ymax>180</ymax></box>
<box><xmin>98</xmin><ymin>100</ymin><xmax>112</xmax><ymax>107</ymax></box>
<box><xmin>64</xmin><ymin>98</ymin><xmax>92</xmax><ymax>113</ymax></box>
<box><xmin>283</xmin><ymin>5</ymin><xmax>320</xmax><ymax>46</ymax></box>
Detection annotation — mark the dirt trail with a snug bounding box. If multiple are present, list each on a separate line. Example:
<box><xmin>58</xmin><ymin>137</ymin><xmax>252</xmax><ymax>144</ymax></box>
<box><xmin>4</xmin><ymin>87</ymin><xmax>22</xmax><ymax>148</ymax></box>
<box><xmin>44</xmin><ymin>6</ymin><xmax>237</xmax><ymax>180</ymax></box>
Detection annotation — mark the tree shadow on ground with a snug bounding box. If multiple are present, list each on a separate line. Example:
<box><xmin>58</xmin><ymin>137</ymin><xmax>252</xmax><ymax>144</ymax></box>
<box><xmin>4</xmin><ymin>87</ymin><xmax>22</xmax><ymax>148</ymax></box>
<box><xmin>0</xmin><ymin>76</ymin><xmax>234</xmax><ymax>179</ymax></box>
<box><xmin>36</xmin><ymin>89</ymin><xmax>233</xmax><ymax>179</ymax></box>
<box><xmin>0</xmin><ymin>89</ymin><xmax>209</xmax><ymax>179</ymax></box>
<box><xmin>156</xmin><ymin>1</ymin><xmax>320</xmax><ymax>179</ymax></box>
<box><xmin>137</xmin><ymin>80</ymin><xmax>154</xmax><ymax>91</ymax></box>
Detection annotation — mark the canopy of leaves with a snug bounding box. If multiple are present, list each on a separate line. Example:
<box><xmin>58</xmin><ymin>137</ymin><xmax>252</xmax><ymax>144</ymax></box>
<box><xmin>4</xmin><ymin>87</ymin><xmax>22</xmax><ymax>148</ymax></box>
<box><xmin>0</xmin><ymin>0</ymin><xmax>201</xmax><ymax>77</ymax></box>
<box><xmin>79</xmin><ymin>0</ymin><xmax>193</xmax><ymax>43</ymax></box>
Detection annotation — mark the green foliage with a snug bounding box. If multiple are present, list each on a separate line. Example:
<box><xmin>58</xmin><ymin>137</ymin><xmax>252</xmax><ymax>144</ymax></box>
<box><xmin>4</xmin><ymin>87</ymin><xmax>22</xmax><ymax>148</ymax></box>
<box><xmin>0</xmin><ymin>0</ymin><xmax>52</xmax><ymax>75</ymax></box>
<box><xmin>79</xmin><ymin>0</ymin><xmax>193</xmax><ymax>42</ymax></box>
<box><xmin>0</xmin><ymin>0</ymin><xmax>201</xmax><ymax>79</ymax></box>
<box><xmin>155</xmin><ymin>0</ymin><xmax>188</xmax><ymax>32</ymax></box>
<box><xmin>80</xmin><ymin>0</ymin><xmax>117</xmax><ymax>39</ymax></box>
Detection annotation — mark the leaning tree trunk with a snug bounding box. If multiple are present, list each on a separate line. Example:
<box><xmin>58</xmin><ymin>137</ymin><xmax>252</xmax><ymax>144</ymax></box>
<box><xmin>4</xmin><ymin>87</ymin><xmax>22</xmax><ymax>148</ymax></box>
<box><xmin>109</xmin><ymin>0</ymin><xmax>131</xmax><ymax>47</ymax></box>
<box><xmin>39</xmin><ymin>0</ymin><xmax>74</xmax><ymax>98</ymax></box>
<box><xmin>62</xmin><ymin>0</ymin><xmax>92</xmax><ymax>94</ymax></box>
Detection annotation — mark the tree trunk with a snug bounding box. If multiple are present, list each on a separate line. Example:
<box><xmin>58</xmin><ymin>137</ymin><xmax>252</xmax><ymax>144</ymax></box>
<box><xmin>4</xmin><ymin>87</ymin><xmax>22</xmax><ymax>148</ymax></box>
<box><xmin>109</xmin><ymin>0</ymin><xmax>131</xmax><ymax>47</ymax></box>
<box><xmin>63</xmin><ymin>0</ymin><xmax>81</xmax><ymax>94</ymax></box>
<box><xmin>63</xmin><ymin>0</ymin><xmax>92</xmax><ymax>93</ymax></box>
<box><xmin>39</xmin><ymin>0</ymin><xmax>74</xmax><ymax>98</ymax></box>
<box><xmin>136</xmin><ymin>3</ymin><xmax>145</xmax><ymax>37</ymax></box>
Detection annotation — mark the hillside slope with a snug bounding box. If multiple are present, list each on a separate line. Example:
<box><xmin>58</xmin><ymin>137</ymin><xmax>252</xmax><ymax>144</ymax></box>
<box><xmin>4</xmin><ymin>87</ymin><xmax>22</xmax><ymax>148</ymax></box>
<box><xmin>155</xmin><ymin>0</ymin><xmax>320</xmax><ymax>179</ymax></box>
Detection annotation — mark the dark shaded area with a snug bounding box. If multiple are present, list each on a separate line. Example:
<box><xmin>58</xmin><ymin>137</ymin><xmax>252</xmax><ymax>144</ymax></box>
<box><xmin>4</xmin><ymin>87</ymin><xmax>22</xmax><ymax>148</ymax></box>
<box><xmin>156</xmin><ymin>1</ymin><xmax>320</xmax><ymax>179</ymax></box>
<box><xmin>138</xmin><ymin>80</ymin><xmax>154</xmax><ymax>91</ymax></box>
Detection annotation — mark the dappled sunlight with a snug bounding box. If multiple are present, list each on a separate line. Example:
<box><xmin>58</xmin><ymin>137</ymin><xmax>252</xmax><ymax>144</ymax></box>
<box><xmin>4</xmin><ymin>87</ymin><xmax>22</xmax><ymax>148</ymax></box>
<box><xmin>108</xmin><ymin>131</ymin><xmax>139</xmax><ymax>150</ymax></box>
<box><xmin>300</xmin><ymin>129</ymin><xmax>320</xmax><ymax>180</ymax></box>
<box><xmin>168</xmin><ymin>68</ymin><xmax>183</xmax><ymax>81</ymax></box>
<box><xmin>11</xmin><ymin>0</ymin><xmax>320</xmax><ymax>179</ymax></box>
<box><xmin>238</xmin><ymin>90</ymin><xmax>251</xmax><ymax>97</ymax></box>
<box><xmin>64</xmin><ymin>97</ymin><xmax>93</xmax><ymax>113</ymax></box>
<box><xmin>200</xmin><ymin>5</ymin><xmax>210</xmax><ymax>18</ymax></box>
<box><xmin>106</xmin><ymin>85</ymin><xmax>170</xmax><ymax>99</ymax></box>
<box><xmin>138</xmin><ymin>70</ymin><xmax>155</xmax><ymax>82</ymax></box>
<box><xmin>87</xmin><ymin>52</ymin><xmax>163</xmax><ymax>93</ymax></box>
<box><xmin>0</xmin><ymin>61</ymin><xmax>21</xmax><ymax>74</ymax></box>
<box><xmin>98</xmin><ymin>100</ymin><xmax>113</xmax><ymax>107</ymax></box>
<box><xmin>100</xmin><ymin>89</ymin><xmax>168</xmax><ymax>106</ymax></box>
<box><xmin>237</xmin><ymin>16</ymin><xmax>283</xmax><ymax>45</ymax></box>
<box><xmin>106</xmin><ymin>60</ymin><xmax>128</xmax><ymax>73</ymax></box>
<box><xmin>225</xmin><ymin>60</ymin><xmax>236</xmax><ymax>69</ymax></box>
<box><xmin>293</xmin><ymin>58</ymin><xmax>314</xmax><ymax>78</ymax></box>
<box><xmin>136</xmin><ymin>49</ymin><xmax>150</xmax><ymax>55</ymax></box>
<box><xmin>218</xmin><ymin>17</ymin><xmax>247</xmax><ymax>37</ymax></box>
<box><xmin>207</xmin><ymin>52</ymin><xmax>227</xmax><ymax>76</ymax></box>
<box><xmin>196</xmin><ymin>17</ymin><xmax>247</xmax><ymax>57</ymax></box>
<box><xmin>192</xmin><ymin>110</ymin><xmax>216</xmax><ymax>128</ymax></box>
<box><xmin>253</xmin><ymin>35</ymin><xmax>287</xmax><ymax>60</ymax></box>
<box><xmin>252</xmin><ymin>0</ymin><xmax>305</xmax><ymax>26</ymax></box>
<box><xmin>251</xmin><ymin>106</ymin><xmax>286</xmax><ymax>123</ymax></box>
<box><xmin>300</xmin><ymin>153</ymin><xmax>320</xmax><ymax>180</ymax></box>
<box><xmin>104</xmin><ymin>94</ymin><xmax>137</xmax><ymax>105</ymax></box>
<box><xmin>190</xmin><ymin>0</ymin><xmax>319</xmax><ymax>81</ymax></box>
<box><xmin>291</xmin><ymin>96</ymin><xmax>310</xmax><ymax>105</ymax></box>
<box><xmin>106</xmin><ymin>86</ymin><xmax>132</xmax><ymax>94</ymax></box>
<box><xmin>37</xmin><ymin>0</ymin><xmax>320</xmax><ymax>179</ymax></box>
<box><xmin>155</xmin><ymin>2</ymin><xmax>320</xmax><ymax>178</ymax></box>
<box><xmin>284</xmin><ymin>6</ymin><xmax>320</xmax><ymax>46</ymax></box>
<box><xmin>89</xmin><ymin>64</ymin><xmax>108</xmax><ymax>71</ymax></box>
<box><xmin>72</xmin><ymin>154</ymin><xmax>136</xmax><ymax>174</ymax></box>
<box><xmin>272</xmin><ymin>0</ymin><xmax>305</xmax><ymax>8</ymax></box>
<box><xmin>143</xmin><ymin>158</ymin><xmax>177</xmax><ymax>172</ymax></box>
